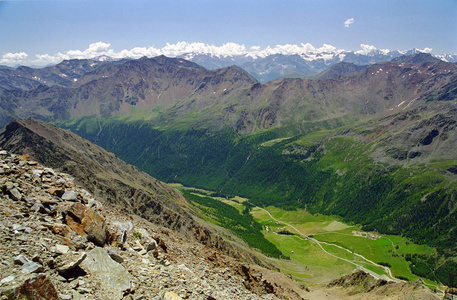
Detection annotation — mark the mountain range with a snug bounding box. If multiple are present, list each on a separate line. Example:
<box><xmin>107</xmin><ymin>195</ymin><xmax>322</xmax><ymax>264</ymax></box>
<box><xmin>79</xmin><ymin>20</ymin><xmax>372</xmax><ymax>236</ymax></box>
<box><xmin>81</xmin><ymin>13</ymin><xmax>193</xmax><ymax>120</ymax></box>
<box><xmin>2</xmin><ymin>48</ymin><xmax>456</xmax><ymax>87</ymax></box>
<box><xmin>0</xmin><ymin>51</ymin><xmax>457</xmax><ymax>288</ymax></box>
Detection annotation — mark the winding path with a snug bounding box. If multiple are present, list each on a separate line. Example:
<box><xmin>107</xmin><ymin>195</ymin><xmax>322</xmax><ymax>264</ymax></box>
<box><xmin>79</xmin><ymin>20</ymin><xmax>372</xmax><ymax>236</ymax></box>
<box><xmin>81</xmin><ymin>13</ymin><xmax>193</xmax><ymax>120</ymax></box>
<box><xmin>255</xmin><ymin>206</ymin><xmax>400</xmax><ymax>282</ymax></box>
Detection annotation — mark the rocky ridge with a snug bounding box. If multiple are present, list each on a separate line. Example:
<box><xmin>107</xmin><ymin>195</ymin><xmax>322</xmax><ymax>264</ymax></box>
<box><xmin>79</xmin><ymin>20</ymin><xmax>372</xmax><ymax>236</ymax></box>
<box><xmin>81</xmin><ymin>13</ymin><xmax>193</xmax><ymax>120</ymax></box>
<box><xmin>0</xmin><ymin>149</ymin><xmax>310</xmax><ymax>299</ymax></box>
<box><xmin>324</xmin><ymin>271</ymin><xmax>439</xmax><ymax>300</ymax></box>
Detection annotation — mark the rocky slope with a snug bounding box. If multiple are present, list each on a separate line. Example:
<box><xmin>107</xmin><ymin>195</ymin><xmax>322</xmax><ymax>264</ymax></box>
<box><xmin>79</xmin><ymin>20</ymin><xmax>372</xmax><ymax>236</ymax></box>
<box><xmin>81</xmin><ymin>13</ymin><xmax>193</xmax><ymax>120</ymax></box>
<box><xmin>0</xmin><ymin>118</ymin><xmax>278</xmax><ymax>265</ymax></box>
<box><xmin>0</xmin><ymin>59</ymin><xmax>113</xmax><ymax>91</ymax></box>
<box><xmin>0</xmin><ymin>149</ymin><xmax>310</xmax><ymax>299</ymax></box>
<box><xmin>311</xmin><ymin>62</ymin><xmax>367</xmax><ymax>80</ymax></box>
<box><xmin>323</xmin><ymin>271</ymin><xmax>439</xmax><ymax>300</ymax></box>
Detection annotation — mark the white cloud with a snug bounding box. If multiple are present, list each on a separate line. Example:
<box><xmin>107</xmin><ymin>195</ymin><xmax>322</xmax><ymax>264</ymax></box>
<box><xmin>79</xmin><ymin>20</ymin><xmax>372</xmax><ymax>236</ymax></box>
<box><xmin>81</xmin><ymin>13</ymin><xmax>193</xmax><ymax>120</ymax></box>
<box><xmin>162</xmin><ymin>42</ymin><xmax>247</xmax><ymax>57</ymax></box>
<box><xmin>355</xmin><ymin>44</ymin><xmax>377</xmax><ymax>55</ymax></box>
<box><xmin>0</xmin><ymin>42</ymin><xmax>347</xmax><ymax>66</ymax></box>
<box><xmin>0</xmin><ymin>41</ymin><xmax>440</xmax><ymax>67</ymax></box>
<box><xmin>0</xmin><ymin>52</ymin><xmax>28</xmax><ymax>65</ymax></box>
<box><xmin>418</xmin><ymin>47</ymin><xmax>433</xmax><ymax>53</ymax></box>
<box><xmin>344</xmin><ymin>18</ymin><xmax>354</xmax><ymax>28</ymax></box>
<box><xmin>317</xmin><ymin>44</ymin><xmax>337</xmax><ymax>53</ymax></box>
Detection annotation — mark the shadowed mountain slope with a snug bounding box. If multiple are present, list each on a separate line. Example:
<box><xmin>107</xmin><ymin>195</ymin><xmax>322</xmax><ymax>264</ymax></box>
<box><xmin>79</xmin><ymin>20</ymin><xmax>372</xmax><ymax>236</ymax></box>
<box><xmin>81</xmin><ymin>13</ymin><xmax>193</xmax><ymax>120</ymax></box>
<box><xmin>0</xmin><ymin>117</ymin><xmax>273</xmax><ymax>263</ymax></box>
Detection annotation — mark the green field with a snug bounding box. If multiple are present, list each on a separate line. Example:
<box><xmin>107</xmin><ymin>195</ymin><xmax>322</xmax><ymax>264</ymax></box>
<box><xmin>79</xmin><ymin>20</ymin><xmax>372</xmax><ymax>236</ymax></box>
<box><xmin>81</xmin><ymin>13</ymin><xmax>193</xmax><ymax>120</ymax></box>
<box><xmin>173</xmin><ymin>185</ymin><xmax>442</xmax><ymax>289</ymax></box>
<box><xmin>251</xmin><ymin>205</ymin><xmax>440</xmax><ymax>288</ymax></box>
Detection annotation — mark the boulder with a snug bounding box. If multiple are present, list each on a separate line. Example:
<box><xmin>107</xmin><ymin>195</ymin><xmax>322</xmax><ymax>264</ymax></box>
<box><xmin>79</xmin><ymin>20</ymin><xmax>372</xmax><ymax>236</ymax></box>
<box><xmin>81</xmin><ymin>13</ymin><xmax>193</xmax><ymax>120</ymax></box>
<box><xmin>22</xmin><ymin>261</ymin><xmax>43</xmax><ymax>274</ymax></box>
<box><xmin>163</xmin><ymin>291</ymin><xmax>182</xmax><ymax>300</ymax></box>
<box><xmin>82</xmin><ymin>207</ymin><xmax>107</xmax><ymax>246</ymax></box>
<box><xmin>65</xmin><ymin>202</ymin><xmax>107</xmax><ymax>246</ymax></box>
<box><xmin>54</xmin><ymin>251</ymin><xmax>87</xmax><ymax>274</ymax></box>
<box><xmin>8</xmin><ymin>188</ymin><xmax>22</xmax><ymax>201</ymax></box>
<box><xmin>13</xmin><ymin>254</ymin><xmax>29</xmax><ymax>265</ymax></box>
<box><xmin>61</xmin><ymin>190</ymin><xmax>78</xmax><ymax>201</ymax></box>
<box><xmin>80</xmin><ymin>247</ymin><xmax>132</xmax><ymax>299</ymax></box>
<box><xmin>2</xmin><ymin>274</ymin><xmax>59</xmax><ymax>300</ymax></box>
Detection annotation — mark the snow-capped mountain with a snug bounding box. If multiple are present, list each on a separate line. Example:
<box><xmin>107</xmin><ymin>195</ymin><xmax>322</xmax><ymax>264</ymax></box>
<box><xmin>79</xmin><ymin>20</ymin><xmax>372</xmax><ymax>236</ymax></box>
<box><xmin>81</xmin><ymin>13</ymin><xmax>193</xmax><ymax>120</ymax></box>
<box><xmin>177</xmin><ymin>47</ymin><xmax>457</xmax><ymax>83</ymax></box>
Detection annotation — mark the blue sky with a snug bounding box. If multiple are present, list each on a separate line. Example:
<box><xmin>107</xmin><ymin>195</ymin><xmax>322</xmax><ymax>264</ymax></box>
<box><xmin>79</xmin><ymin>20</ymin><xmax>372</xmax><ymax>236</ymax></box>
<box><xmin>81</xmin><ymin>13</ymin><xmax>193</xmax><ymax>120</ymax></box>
<box><xmin>0</xmin><ymin>0</ymin><xmax>456</xmax><ymax>66</ymax></box>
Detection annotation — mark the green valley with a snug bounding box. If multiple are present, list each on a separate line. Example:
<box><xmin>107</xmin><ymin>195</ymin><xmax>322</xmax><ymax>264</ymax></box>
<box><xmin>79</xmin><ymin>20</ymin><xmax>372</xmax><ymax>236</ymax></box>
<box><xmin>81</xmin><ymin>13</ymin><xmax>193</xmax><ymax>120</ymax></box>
<box><xmin>60</xmin><ymin>107</ymin><xmax>457</xmax><ymax>288</ymax></box>
<box><xmin>173</xmin><ymin>185</ymin><xmax>442</xmax><ymax>291</ymax></box>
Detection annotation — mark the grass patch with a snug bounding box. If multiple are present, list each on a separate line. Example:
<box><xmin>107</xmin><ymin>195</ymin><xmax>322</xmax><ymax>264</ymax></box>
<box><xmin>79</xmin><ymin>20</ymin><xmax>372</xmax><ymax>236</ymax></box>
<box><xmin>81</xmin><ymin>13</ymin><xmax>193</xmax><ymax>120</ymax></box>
<box><xmin>252</xmin><ymin>206</ymin><xmax>439</xmax><ymax>284</ymax></box>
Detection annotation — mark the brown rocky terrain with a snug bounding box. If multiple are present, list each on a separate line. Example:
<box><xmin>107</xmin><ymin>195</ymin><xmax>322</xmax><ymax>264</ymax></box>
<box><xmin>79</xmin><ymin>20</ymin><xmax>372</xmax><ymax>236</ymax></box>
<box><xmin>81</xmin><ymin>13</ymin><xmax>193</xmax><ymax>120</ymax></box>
<box><xmin>322</xmin><ymin>270</ymin><xmax>439</xmax><ymax>300</ymax></box>
<box><xmin>0</xmin><ymin>149</ymin><xmax>311</xmax><ymax>299</ymax></box>
<box><xmin>0</xmin><ymin>118</ymin><xmax>279</xmax><ymax>266</ymax></box>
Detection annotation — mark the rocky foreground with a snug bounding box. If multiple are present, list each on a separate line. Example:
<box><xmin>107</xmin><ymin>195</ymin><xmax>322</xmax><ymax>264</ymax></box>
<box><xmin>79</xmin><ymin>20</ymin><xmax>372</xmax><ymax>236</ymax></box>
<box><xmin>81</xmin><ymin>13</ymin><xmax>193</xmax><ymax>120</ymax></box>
<box><xmin>0</xmin><ymin>150</ymin><xmax>308</xmax><ymax>300</ymax></box>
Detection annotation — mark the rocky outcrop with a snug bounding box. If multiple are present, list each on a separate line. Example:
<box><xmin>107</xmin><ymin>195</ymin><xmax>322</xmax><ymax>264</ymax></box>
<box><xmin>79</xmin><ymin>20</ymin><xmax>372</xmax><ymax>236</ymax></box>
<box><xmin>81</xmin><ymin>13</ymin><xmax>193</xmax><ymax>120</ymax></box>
<box><xmin>326</xmin><ymin>270</ymin><xmax>438</xmax><ymax>300</ymax></box>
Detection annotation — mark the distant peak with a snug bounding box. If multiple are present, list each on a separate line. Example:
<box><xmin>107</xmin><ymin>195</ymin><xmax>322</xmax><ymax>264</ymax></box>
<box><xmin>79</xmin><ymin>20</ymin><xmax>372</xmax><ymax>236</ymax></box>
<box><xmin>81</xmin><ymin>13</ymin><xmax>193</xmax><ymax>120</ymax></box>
<box><xmin>391</xmin><ymin>52</ymin><xmax>440</xmax><ymax>64</ymax></box>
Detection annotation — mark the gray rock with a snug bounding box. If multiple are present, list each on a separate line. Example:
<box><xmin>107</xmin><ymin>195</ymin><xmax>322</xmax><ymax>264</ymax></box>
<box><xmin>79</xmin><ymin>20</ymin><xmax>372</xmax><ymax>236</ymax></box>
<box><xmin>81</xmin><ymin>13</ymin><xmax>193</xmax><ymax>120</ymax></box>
<box><xmin>32</xmin><ymin>169</ymin><xmax>43</xmax><ymax>177</ymax></box>
<box><xmin>54</xmin><ymin>252</ymin><xmax>87</xmax><ymax>274</ymax></box>
<box><xmin>133</xmin><ymin>246</ymin><xmax>143</xmax><ymax>252</ymax></box>
<box><xmin>13</xmin><ymin>254</ymin><xmax>29</xmax><ymax>265</ymax></box>
<box><xmin>107</xmin><ymin>248</ymin><xmax>124</xmax><ymax>264</ymax></box>
<box><xmin>163</xmin><ymin>291</ymin><xmax>182</xmax><ymax>300</ymax></box>
<box><xmin>120</xmin><ymin>229</ymin><xmax>127</xmax><ymax>244</ymax></box>
<box><xmin>8</xmin><ymin>188</ymin><xmax>22</xmax><ymax>201</ymax></box>
<box><xmin>1</xmin><ymin>260</ymin><xmax>12</xmax><ymax>267</ymax></box>
<box><xmin>12</xmin><ymin>224</ymin><xmax>23</xmax><ymax>231</ymax></box>
<box><xmin>56</xmin><ymin>275</ymin><xmax>67</xmax><ymax>282</ymax></box>
<box><xmin>23</xmin><ymin>196</ymin><xmax>36</xmax><ymax>206</ymax></box>
<box><xmin>80</xmin><ymin>247</ymin><xmax>132</xmax><ymax>297</ymax></box>
<box><xmin>43</xmin><ymin>168</ymin><xmax>55</xmax><ymax>175</ymax></box>
<box><xmin>55</xmin><ymin>244</ymin><xmax>70</xmax><ymax>255</ymax></box>
<box><xmin>59</xmin><ymin>294</ymin><xmax>72</xmax><ymax>300</ymax></box>
<box><xmin>146</xmin><ymin>239</ymin><xmax>158</xmax><ymax>252</ymax></box>
<box><xmin>61</xmin><ymin>190</ymin><xmax>78</xmax><ymax>201</ymax></box>
<box><xmin>22</xmin><ymin>261</ymin><xmax>43</xmax><ymax>274</ymax></box>
<box><xmin>1</xmin><ymin>275</ymin><xmax>15</xmax><ymax>284</ymax></box>
<box><xmin>112</xmin><ymin>221</ymin><xmax>134</xmax><ymax>232</ymax></box>
<box><xmin>55</xmin><ymin>178</ymin><xmax>66</xmax><ymax>185</ymax></box>
<box><xmin>32</xmin><ymin>203</ymin><xmax>49</xmax><ymax>214</ymax></box>
<box><xmin>77</xmin><ymin>287</ymin><xmax>92</xmax><ymax>294</ymax></box>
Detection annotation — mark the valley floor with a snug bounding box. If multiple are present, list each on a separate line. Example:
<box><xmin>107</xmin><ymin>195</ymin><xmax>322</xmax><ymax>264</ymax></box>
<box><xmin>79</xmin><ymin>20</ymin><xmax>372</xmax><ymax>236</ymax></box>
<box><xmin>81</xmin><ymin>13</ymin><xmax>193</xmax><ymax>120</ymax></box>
<box><xmin>173</xmin><ymin>184</ymin><xmax>444</xmax><ymax>299</ymax></box>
